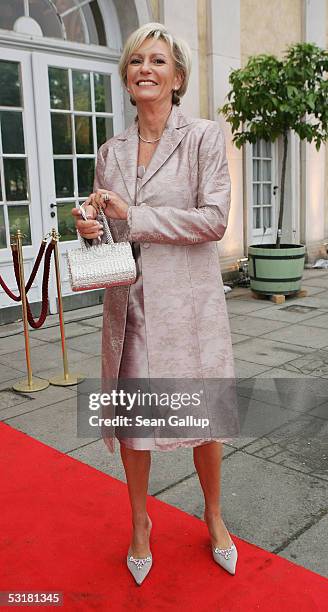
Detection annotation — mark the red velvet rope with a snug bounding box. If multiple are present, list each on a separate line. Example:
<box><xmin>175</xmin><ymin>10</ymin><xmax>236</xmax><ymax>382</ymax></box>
<box><xmin>26</xmin><ymin>242</ymin><xmax>54</xmax><ymax>328</ymax></box>
<box><xmin>0</xmin><ymin>241</ymin><xmax>47</xmax><ymax>301</ymax></box>
<box><xmin>11</xmin><ymin>241</ymin><xmax>55</xmax><ymax>329</ymax></box>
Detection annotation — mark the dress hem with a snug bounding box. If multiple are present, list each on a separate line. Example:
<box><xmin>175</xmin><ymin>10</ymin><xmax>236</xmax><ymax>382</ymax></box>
<box><xmin>115</xmin><ymin>437</ymin><xmax>236</xmax><ymax>451</ymax></box>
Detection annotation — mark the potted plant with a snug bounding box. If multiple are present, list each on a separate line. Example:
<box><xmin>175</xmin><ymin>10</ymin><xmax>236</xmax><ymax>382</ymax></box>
<box><xmin>219</xmin><ymin>43</ymin><xmax>328</xmax><ymax>296</ymax></box>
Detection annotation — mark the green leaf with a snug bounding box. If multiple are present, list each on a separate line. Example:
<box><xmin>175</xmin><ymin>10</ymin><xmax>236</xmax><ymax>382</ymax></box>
<box><xmin>307</xmin><ymin>93</ymin><xmax>315</xmax><ymax>110</ymax></box>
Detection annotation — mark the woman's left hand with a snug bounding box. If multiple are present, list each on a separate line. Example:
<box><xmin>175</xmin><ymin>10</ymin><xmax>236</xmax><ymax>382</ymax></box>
<box><xmin>84</xmin><ymin>188</ymin><xmax>129</xmax><ymax>220</ymax></box>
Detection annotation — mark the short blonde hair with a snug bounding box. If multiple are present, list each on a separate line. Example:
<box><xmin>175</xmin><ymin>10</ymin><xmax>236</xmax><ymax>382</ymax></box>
<box><xmin>118</xmin><ymin>22</ymin><xmax>192</xmax><ymax>106</ymax></box>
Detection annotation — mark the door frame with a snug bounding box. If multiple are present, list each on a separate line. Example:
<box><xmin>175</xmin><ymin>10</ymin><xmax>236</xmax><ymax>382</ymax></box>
<box><xmin>32</xmin><ymin>51</ymin><xmax>124</xmax><ymax>311</ymax></box>
<box><xmin>245</xmin><ymin>138</ymin><xmax>279</xmax><ymax>247</ymax></box>
<box><xmin>0</xmin><ymin>46</ymin><xmax>44</xmax><ymax>308</ymax></box>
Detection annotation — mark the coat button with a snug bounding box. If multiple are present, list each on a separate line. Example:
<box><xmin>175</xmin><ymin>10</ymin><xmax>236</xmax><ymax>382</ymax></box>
<box><xmin>141</xmin><ymin>242</ymin><xmax>150</xmax><ymax>249</ymax></box>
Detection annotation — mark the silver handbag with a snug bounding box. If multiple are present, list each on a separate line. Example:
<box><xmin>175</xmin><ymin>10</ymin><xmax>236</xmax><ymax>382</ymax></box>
<box><xmin>66</xmin><ymin>207</ymin><xmax>136</xmax><ymax>292</ymax></box>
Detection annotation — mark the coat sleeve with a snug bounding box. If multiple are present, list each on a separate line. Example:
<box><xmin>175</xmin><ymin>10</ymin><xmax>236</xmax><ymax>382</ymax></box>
<box><xmin>91</xmin><ymin>144</ymin><xmax>119</xmax><ymax>244</ymax></box>
<box><xmin>93</xmin><ymin>144</ymin><xmax>106</xmax><ymax>192</ymax></box>
<box><xmin>127</xmin><ymin>122</ymin><xmax>231</xmax><ymax>245</ymax></box>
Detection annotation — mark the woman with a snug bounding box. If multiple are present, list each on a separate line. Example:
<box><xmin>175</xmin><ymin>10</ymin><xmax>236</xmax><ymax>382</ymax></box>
<box><xmin>72</xmin><ymin>22</ymin><xmax>240</xmax><ymax>585</ymax></box>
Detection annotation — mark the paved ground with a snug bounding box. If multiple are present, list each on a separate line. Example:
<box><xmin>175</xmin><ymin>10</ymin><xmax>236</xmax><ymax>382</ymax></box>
<box><xmin>1</xmin><ymin>266</ymin><xmax>328</xmax><ymax>579</ymax></box>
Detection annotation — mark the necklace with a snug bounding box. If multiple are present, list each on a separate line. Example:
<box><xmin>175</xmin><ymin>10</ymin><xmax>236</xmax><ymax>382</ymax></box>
<box><xmin>137</xmin><ymin>107</ymin><xmax>171</xmax><ymax>143</ymax></box>
<box><xmin>138</xmin><ymin>132</ymin><xmax>161</xmax><ymax>144</ymax></box>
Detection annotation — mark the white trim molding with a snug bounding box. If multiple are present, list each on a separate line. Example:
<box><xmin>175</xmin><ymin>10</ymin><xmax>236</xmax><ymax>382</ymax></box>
<box><xmin>300</xmin><ymin>0</ymin><xmax>327</xmax><ymax>252</ymax></box>
<box><xmin>207</xmin><ymin>0</ymin><xmax>244</xmax><ymax>260</ymax></box>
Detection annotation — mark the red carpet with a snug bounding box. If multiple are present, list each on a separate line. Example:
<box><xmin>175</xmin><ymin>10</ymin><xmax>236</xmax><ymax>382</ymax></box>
<box><xmin>0</xmin><ymin>421</ymin><xmax>327</xmax><ymax>612</ymax></box>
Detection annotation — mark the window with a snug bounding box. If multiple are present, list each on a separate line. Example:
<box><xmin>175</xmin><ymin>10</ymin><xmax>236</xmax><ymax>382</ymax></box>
<box><xmin>0</xmin><ymin>60</ymin><xmax>31</xmax><ymax>248</ymax></box>
<box><xmin>0</xmin><ymin>0</ymin><xmax>107</xmax><ymax>46</ymax></box>
<box><xmin>252</xmin><ymin>139</ymin><xmax>273</xmax><ymax>233</ymax></box>
<box><xmin>48</xmin><ymin>66</ymin><xmax>113</xmax><ymax>240</ymax></box>
<box><xmin>0</xmin><ymin>0</ymin><xmax>25</xmax><ymax>30</ymax></box>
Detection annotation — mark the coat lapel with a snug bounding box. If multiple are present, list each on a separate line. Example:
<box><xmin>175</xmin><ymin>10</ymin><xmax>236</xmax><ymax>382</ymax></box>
<box><xmin>140</xmin><ymin>105</ymin><xmax>192</xmax><ymax>189</ymax></box>
<box><xmin>113</xmin><ymin>105</ymin><xmax>193</xmax><ymax>201</ymax></box>
<box><xmin>113</xmin><ymin>122</ymin><xmax>139</xmax><ymax>205</ymax></box>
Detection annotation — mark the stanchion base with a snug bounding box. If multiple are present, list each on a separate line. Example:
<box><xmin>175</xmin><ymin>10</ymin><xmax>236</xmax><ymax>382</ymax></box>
<box><xmin>49</xmin><ymin>373</ymin><xmax>85</xmax><ymax>386</ymax></box>
<box><xmin>13</xmin><ymin>378</ymin><xmax>49</xmax><ymax>393</ymax></box>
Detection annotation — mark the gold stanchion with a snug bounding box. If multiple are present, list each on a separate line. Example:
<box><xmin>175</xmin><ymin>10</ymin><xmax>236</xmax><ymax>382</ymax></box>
<box><xmin>49</xmin><ymin>229</ymin><xmax>84</xmax><ymax>386</ymax></box>
<box><xmin>13</xmin><ymin>230</ymin><xmax>49</xmax><ymax>392</ymax></box>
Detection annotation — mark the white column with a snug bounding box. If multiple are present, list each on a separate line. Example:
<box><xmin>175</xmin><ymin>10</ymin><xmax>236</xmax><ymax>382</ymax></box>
<box><xmin>207</xmin><ymin>0</ymin><xmax>243</xmax><ymax>264</ymax></box>
<box><xmin>301</xmin><ymin>0</ymin><xmax>326</xmax><ymax>253</ymax></box>
<box><xmin>162</xmin><ymin>0</ymin><xmax>200</xmax><ymax>116</ymax></box>
<box><xmin>134</xmin><ymin>0</ymin><xmax>154</xmax><ymax>24</ymax></box>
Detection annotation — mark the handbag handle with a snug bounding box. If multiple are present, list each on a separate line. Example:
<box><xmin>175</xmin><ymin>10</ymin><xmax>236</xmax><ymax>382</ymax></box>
<box><xmin>77</xmin><ymin>205</ymin><xmax>114</xmax><ymax>250</ymax></box>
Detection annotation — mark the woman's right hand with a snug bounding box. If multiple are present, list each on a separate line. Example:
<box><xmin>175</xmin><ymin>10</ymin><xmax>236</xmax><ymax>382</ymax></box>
<box><xmin>71</xmin><ymin>204</ymin><xmax>104</xmax><ymax>240</ymax></box>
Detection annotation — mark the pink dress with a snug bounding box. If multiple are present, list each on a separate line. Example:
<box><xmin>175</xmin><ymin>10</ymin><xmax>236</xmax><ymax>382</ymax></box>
<box><xmin>115</xmin><ymin>165</ymin><xmax>236</xmax><ymax>451</ymax></box>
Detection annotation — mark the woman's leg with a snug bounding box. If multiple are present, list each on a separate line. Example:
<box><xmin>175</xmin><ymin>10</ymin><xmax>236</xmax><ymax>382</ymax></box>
<box><xmin>193</xmin><ymin>441</ymin><xmax>233</xmax><ymax>548</ymax></box>
<box><xmin>120</xmin><ymin>443</ymin><xmax>152</xmax><ymax>557</ymax></box>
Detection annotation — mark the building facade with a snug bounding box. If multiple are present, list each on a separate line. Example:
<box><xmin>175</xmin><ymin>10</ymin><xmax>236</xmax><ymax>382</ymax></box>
<box><xmin>0</xmin><ymin>0</ymin><xmax>327</xmax><ymax>322</ymax></box>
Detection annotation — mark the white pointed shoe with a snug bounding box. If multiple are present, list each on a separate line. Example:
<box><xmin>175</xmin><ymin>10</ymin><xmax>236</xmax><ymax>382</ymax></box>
<box><xmin>127</xmin><ymin>549</ymin><xmax>153</xmax><ymax>585</ymax></box>
<box><xmin>212</xmin><ymin>540</ymin><xmax>238</xmax><ymax>575</ymax></box>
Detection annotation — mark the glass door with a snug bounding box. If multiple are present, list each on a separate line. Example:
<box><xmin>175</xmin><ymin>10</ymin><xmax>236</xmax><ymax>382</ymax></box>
<box><xmin>0</xmin><ymin>48</ymin><xmax>43</xmax><ymax>309</ymax></box>
<box><xmin>248</xmin><ymin>139</ymin><xmax>278</xmax><ymax>245</ymax></box>
<box><xmin>32</xmin><ymin>52</ymin><xmax>123</xmax><ymax>307</ymax></box>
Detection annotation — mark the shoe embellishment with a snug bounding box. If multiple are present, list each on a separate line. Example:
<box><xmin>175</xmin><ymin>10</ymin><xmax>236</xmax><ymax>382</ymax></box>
<box><xmin>213</xmin><ymin>543</ymin><xmax>235</xmax><ymax>560</ymax></box>
<box><xmin>129</xmin><ymin>555</ymin><xmax>152</xmax><ymax>569</ymax></box>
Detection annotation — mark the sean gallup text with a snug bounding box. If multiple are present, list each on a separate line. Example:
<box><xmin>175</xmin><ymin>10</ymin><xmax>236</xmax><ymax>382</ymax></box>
<box><xmin>89</xmin><ymin>415</ymin><xmax>210</xmax><ymax>428</ymax></box>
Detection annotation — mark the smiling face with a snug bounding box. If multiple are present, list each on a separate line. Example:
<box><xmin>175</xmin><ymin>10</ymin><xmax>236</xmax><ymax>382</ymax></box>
<box><xmin>126</xmin><ymin>38</ymin><xmax>183</xmax><ymax>108</ymax></box>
